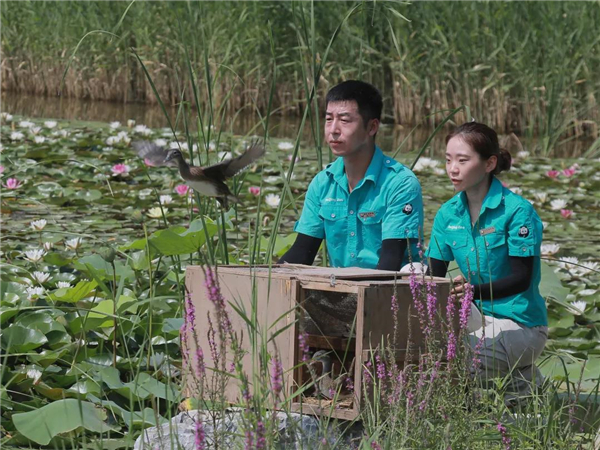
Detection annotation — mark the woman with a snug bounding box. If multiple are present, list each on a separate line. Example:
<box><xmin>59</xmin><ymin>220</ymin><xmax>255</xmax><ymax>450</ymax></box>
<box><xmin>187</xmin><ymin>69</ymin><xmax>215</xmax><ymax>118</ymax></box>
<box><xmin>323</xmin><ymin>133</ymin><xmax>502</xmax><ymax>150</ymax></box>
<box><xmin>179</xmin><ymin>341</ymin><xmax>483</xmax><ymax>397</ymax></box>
<box><xmin>426</xmin><ymin>121</ymin><xmax>547</xmax><ymax>403</ymax></box>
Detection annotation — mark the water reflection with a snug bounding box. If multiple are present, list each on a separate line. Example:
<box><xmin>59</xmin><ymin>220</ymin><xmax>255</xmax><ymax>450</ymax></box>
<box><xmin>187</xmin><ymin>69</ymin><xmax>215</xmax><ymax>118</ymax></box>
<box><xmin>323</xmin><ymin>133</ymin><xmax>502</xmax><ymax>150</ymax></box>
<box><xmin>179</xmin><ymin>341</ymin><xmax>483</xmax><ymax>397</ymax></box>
<box><xmin>2</xmin><ymin>92</ymin><xmax>592</xmax><ymax>158</ymax></box>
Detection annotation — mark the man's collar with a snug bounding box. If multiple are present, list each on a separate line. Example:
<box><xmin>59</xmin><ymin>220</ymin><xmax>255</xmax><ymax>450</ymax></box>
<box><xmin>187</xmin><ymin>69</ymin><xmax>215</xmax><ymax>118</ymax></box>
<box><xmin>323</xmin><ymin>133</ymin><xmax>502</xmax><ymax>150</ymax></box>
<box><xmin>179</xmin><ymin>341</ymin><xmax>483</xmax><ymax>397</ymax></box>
<box><xmin>325</xmin><ymin>145</ymin><xmax>383</xmax><ymax>189</ymax></box>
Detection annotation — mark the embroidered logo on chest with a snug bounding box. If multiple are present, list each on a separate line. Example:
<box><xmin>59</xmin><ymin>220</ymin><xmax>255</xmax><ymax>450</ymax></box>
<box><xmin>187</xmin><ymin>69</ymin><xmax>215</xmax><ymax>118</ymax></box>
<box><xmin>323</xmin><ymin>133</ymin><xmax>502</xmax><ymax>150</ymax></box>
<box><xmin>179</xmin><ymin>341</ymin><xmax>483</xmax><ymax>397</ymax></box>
<box><xmin>359</xmin><ymin>211</ymin><xmax>376</xmax><ymax>218</ymax></box>
<box><xmin>518</xmin><ymin>226</ymin><xmax>530</xmax><ymax>238</ymax></box>
<box><xmin>402</xmin><ymin>204</ymin><xmax>413</xmax><ymax>215</ymax></box>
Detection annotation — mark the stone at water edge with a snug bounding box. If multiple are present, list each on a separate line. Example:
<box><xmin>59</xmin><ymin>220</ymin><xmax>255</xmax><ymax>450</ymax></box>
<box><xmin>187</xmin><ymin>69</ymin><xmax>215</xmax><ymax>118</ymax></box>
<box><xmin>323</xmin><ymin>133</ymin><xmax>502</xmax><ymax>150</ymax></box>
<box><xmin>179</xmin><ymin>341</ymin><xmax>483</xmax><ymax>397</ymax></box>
<box><xmin>133</xmin><ymin>409</ymin><xmax>364</xmax><ymax>450</ymax></box>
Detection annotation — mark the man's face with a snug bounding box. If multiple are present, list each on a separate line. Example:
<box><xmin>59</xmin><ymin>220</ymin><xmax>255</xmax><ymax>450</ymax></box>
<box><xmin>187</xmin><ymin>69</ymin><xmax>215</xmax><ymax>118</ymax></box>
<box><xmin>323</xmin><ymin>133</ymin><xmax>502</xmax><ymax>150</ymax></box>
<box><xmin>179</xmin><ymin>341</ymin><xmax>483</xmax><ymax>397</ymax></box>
<box><xmin>324</xmin><ymin>100</ymin><xmax>378</xmax><ymax>158</ymax></box>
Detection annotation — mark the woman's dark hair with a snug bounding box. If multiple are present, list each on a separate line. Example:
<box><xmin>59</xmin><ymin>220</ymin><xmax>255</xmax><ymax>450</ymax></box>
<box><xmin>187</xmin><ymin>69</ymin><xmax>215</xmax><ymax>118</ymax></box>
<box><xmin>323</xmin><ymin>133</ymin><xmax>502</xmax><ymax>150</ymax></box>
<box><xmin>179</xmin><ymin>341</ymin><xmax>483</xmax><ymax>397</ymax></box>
<box><xmin>446</xmin><ymin>122</ymin><xmax>511</xmax><ymax>175</ymax></box>
<box><xmin>325</xmin><ymin>80</ymin><xmax>383</xmax><ymax>126</ymax></box>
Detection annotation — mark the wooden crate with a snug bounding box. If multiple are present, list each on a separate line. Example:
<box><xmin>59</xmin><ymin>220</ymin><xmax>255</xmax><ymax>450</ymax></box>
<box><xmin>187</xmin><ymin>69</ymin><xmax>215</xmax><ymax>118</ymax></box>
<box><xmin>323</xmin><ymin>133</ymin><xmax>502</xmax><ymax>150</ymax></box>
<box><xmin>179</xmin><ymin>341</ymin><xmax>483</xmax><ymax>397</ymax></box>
<box><xmin>185</xmin><ymin>264</ymin><xmax>452</xmax><ymax>420</ymax></box>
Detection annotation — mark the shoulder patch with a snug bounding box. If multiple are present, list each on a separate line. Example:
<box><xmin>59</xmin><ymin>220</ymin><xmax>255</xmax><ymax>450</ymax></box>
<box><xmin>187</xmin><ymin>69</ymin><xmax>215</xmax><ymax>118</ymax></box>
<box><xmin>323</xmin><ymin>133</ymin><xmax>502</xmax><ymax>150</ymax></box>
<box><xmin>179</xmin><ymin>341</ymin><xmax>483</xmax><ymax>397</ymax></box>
<box><xmin>517</xmin><ymin>226</ymin><xmax>530</xmax><ymax>238</ymax></box>
<box><xmin>402</xmin><ymin>203</ymin><xmax>413</xmax><ymax>215</ymax></box>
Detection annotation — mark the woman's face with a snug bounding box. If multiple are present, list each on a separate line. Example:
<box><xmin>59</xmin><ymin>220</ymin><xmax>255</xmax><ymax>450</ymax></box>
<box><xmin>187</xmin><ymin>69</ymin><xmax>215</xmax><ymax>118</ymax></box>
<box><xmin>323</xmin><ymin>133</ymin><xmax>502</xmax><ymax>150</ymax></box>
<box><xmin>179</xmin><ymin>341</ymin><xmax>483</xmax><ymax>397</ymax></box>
<box><xmin>445</xmin><ymin>136</ymin><xmax>497</xmax><ymax>192</ymax></box>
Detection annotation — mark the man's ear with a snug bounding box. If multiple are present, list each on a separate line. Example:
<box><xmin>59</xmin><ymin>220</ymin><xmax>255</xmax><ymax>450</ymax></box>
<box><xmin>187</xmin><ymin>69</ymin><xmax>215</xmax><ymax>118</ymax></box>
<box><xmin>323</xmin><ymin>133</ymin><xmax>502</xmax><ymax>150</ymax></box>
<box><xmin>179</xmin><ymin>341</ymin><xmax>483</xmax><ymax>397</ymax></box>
<box><xmin>368</xmin><ymin>118</ymin><xmax>380</xmax><ymax>137</ymax></box>
<box><xmin>486</xmin><ymin>155</ymin><xmax>498</xmax><ymax>173</ymax></box>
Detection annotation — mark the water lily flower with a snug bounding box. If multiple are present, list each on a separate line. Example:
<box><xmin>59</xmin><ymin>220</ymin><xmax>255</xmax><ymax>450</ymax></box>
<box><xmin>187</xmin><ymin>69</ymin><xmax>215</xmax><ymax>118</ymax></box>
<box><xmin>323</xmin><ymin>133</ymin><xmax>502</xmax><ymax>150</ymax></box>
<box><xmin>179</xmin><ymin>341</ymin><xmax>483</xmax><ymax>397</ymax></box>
<box><xmin>4</xmin><ymin>178</ymin><xmax>22</xmax><ymax>189</ymax></box>
<box><xmin>1</xmin><ymin>112</ymin><xmax>13</xmax><ymax>122</ymax></box>
<box><xmin>208</xmin><ymin>141</ymin><xmax>216</xmax><ymax>151</ymax></box>
<box><xmin>248</xmin><ymin>186</ymin><xmax>261</xmax><ymax>196</ymax></box>
<box><xmin>175</xmin><ymin>184</ymin><xmax>190</xmax><ymax>196</ymax></box>
<box><xmin>569</xmin><ymin>301</ymin><xmax>587</xmax><ymax>315</ymax></box>
<box><xmin>153</xmin><ymin>138</ymin><xmax>167</xmax><ymax>147</ymax></box>
<box><xmin>0</xmin><ymin>165</ymin><xmax>4</xmax><ymax>176</ymax></box>
<box><xmin>533</xmin><ymin>192</ymin><xmax>548</xmax><ymax>204</ymax></box>
<box><xmin>30</xmin><ymin>219</ymin><xmax>47</xmax><ymax>231</ymax></box>
<box><xmin>43</xmin><ymin>241</ymin><xmax>54</xmax><ymax>251</ymax></box>
<box><xmin>541</xmin><ymin>243</ymin><xmax>560</xmax><ymax>255</ymax></box>
<box><xmin>546</xmin><ymin>170</ymin><xmax>560</xmax><ymax>179</ymax></box>
<box><xmin>44</xmin><ymin>120</ymin><xmax>57</xmax><ymax>128</ymax></box>
<box><xmin>10</xmin><ymin>131</ymin><xmax>25</xmax><ymax>141</ymax></box>
<box><xmin>575</xmin><ymin>261</ymin><xmax>599</xmax><ymax>275</ymax></box>
<box><xmin>510</xmin><ymin>187</ymin><xmax>523</xmax><ymax>195</ymax></box>
<box><xmin>217</xmin><ymin>151</ymin><xmax>232</xmax><ymax>161</ymax></box>
<box><xmin>111</xmin><ymin>164</ymin><xmax>131</xmax><ymax>176</ymax></box>
<box><xmin>433</xmin><ymin>167</ymin><xmax>446</xmax><ymax>176</ymax></box>
<box><xmin>517</xmin><ymin>151</ymin><xmax>530</xmax><ymax>159</ymax></box>
<box><xmin>557</xmin><ymin>256</ymin><xmax>579</xmax><ymax>271</ymax></box>
<box><xmin>133</xmin><ymin>124</ymin><xmax>152</xmax><ymax>136</ymax></box>
<box><xmin>265</xmin><ymin>193</ymin><xmax>281</xmax><ymax>208</ymax></box>
<box><xmin>19</xmin><ymin>120</ymin><xmax>34</xmax><ymax>128</ymax></box>
<box><xmin>26</xmin><ymin>367</ymin><xmax>43</xmax><ymax>383</ymax></box>
<box><xmin>578</xmin><ymin>289</ymin><xmax>596</xmax><ymax>297</ymax></box>
<box><xmin>23</xmin><ymin>249</ymin><xmax>46</xmax><ymax>263</ymax></box>
<box><xmin>109</xmin><ymin>121</ymin><xmax>121</xmax><ymax>129</ymax></box>
<box><xmin>560</xmin><ymin>209</ymin><xmax>573</xmax><ymax>219</ymax></box>
<box><xmin>159</xmin><ymin>195</ymin><xmax>173</xmax><ymax>205</ymax></box>
<box><xmin>65</xmin><ymin>237</ymin><xmax>83</xmax><ymax>251</ymax></box>
<box><xmin>550</xmin><ymin>199</ymin><xmax>568</xmax><ymax>210</ymax></box>
<box><xmin>147</xmin><ymin>207</ymin><xmax>165</xmax><ymax>219</ymax></box>
<box><xmin>413</xmin><ymin>157</ymin><xmax>440</xmax><ymax>172</ymax></box>
<box><xmin>127</xmin><ymin>119</ymin><xmax>136</xmax><ymax>128</ymax></box>
<box><xmin>33</xmin><ymin>136</ymin><xmax>46</xmax><ymax>144</ymax></box>
<box><xmin>26</xmin><ymin>286</ymin><xmax>45</xmax><ymax>300</ymax></box>
<box><xmin>32</xmin><ymin>271</ymin><xmax>51</xmax><ymax>284</ymax></box>
<box><xmin>56</xmin><ymin>281</ymin><xmax>71</xmax><ymax>289</ymax></box>
<box><xmin>287</xmin><ymin>154</ymin><xmax>301</xmax><ymax>163</ymax></box>
<box><xmin>562</xmin><ymin>168</ymin><xmax>576</xmax><ymax>177</ymax></box>
<box><xmin>278</xmin><ymin>141</ymin><xmax>294</xmax><ymax>151</ymax></box>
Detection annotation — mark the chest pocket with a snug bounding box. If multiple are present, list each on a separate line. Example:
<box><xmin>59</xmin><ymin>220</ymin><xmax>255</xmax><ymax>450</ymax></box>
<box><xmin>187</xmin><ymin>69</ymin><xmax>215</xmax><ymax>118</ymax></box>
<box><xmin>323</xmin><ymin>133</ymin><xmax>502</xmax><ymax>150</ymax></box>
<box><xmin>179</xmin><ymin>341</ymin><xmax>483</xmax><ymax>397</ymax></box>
<box><xmin>319</xmin><ymin>205</ymin><xmax>348</xmax><ymax>250</ymax></box>
<box><xmin>357</xmin><ymin>207</ymin><xmax>384</xmax><ymax>250</ymax></box>
<box><xmin>446</xmin><ymin>234</ymin><xmax>468</xmax><ymax>254</ymax></box>
<box><xmin>481</xmin><ymin>232</ymin><xmax>507</xmax><ymax>270</ymax></box>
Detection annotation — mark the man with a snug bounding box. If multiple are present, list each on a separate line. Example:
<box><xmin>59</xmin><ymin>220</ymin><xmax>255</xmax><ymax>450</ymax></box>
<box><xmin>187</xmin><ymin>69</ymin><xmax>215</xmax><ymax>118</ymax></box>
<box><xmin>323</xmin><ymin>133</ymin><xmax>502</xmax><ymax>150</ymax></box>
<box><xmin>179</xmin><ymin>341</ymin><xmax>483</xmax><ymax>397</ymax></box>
<box><xmin>278</xmin><ymin>80</ymin><xmax>423</xmax><ymax>270</ymax></box>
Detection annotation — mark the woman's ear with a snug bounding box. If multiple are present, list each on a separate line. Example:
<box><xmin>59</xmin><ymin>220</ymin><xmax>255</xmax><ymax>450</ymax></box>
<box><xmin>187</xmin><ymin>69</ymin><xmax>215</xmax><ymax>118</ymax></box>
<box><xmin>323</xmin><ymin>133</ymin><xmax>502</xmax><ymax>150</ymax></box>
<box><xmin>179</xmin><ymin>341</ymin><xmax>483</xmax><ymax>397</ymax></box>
<box><xmin>486</xmin><ymin>155</ymin><xmax>498</xmax><ymax>173</ymax></box>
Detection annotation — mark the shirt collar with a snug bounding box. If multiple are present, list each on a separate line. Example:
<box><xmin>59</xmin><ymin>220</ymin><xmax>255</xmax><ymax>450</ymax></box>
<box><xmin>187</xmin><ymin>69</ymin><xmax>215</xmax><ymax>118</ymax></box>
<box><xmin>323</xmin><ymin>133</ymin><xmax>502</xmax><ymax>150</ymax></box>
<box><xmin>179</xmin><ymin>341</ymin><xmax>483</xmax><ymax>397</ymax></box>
<box><xmin>455</xmin><ymin>176</ymin><xmax>505</xmax><ymax>217</ymax></box>
<box><xmin>325</xmin><ymin>145</ymin><xmax>384</xmax><ymax>190</ymax></box>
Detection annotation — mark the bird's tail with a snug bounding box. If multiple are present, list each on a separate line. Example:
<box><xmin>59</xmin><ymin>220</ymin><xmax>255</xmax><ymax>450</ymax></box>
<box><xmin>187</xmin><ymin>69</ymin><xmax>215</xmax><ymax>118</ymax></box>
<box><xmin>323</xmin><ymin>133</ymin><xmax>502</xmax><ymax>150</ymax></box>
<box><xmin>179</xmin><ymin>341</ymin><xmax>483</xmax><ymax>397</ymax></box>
<box><xmin>217</xmin><ymin>194</ymin><xmax>239</xmax><ymax>209</ymax></box>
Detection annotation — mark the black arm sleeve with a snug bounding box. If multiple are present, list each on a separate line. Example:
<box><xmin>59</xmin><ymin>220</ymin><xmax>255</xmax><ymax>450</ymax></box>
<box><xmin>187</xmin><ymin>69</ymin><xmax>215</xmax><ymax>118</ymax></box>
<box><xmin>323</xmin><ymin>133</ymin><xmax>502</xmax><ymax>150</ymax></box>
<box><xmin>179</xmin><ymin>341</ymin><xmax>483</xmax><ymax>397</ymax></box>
<box><xmin>376</xmin><ymin>239</ymin><xmax>408</xmax><ymax>271</ymax></box>
<box><xmin>277</xmin><ymin>233</ymin><xmax>322</xmax><ymax>266</ymax></box>
<box><xmin>429</xmin><ymin>258</ymin><xmax>450</xmax><ymax>277</ymax></box>
<box><xmin>473</xmin><ymin>256</ymin><xmax>534</xmax><ymax>299</ymax></box>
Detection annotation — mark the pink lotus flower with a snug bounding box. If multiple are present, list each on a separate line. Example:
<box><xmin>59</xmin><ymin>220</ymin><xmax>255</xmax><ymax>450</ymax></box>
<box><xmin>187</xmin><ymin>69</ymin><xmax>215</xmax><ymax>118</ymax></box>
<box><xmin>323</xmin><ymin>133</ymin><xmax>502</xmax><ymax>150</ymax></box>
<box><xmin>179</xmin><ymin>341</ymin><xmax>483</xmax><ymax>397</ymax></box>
<box><xmin>562</xmin><ymin>168</ymin><xmax>576</xmax><ymax>177</ymax></box>
<box><xmin>0</xmin><ymin>165</ymin><xmax>4</xmax><ymax>176</ymax></box>
<box><xmin>248</xmin><ymin>186</ymin><xmax>261</xmax><ymax>196</ymax></box>
<box><xmin>3</xmin><ymin>178</ymin><xmax>21</xmax><ymax>189</ymax></box>
<box><xmin>175</xmin><ymin>184</ymin><xmax>190</xmax><ymax>196</ymax></box>
<box><xmin>144</xmin><ymin>158</ymin><xmax>157</xmax><ymax>167</ymax></box>
<box><xmin>560</xmin><ymin>209</ymin><xmax>573</xmax><ymax>219</ymax></box>
<box><xmin>546</xmin><ymin>170</ymin><xmax>560</xmax><ymax>179</ymax></box>
<box><xmin>501</xmin><ymin>181</ymin><xmax>509</xmax><ymax>187</ymax></box>
<box><xmin>111</xmin><ymin>164</ymin><xmax>130</xmax><ymax>175</ymax></box>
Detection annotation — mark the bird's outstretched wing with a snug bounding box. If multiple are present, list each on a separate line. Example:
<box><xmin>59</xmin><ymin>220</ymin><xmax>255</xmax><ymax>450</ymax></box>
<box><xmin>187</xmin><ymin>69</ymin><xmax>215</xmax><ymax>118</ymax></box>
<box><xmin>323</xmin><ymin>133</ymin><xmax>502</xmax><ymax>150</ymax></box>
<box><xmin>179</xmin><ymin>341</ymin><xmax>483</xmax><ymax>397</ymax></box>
<box><xmin>132</xmin><ymin>141</ymin><xmax>177</xmax><ymax>167</ymax></box>
<box><xmin>203</xmin><ymin>141</ymin><xmax>265</xmax><ymax>181</ymax></box>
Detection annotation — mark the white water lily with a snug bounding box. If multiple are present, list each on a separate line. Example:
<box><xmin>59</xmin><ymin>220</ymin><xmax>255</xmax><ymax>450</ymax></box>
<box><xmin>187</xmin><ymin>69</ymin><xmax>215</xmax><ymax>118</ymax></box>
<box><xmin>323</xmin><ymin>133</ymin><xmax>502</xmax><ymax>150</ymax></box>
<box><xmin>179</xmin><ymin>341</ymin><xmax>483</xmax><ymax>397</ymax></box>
<box><xmin>208</xmin><ymin>141</ymin><xmax>216</xmax><ymax>151</ymax></box>
<box><xmin>542</xmin><ymin>221</ymin><xmax>549</xmax><ymax>230</ymax></box>
<box><xmin>43</xmin><ymin>241</ymin><xmax>54</xmax><ymax>251</ymax></box>
<box><xmin>52</xmin><ymin>129</ymin><xmax>69</xmax><ymax>138</ymax></box>
<box><xmin>159</xmin><ymin>195</ymin><xmax>173</xmax><ymax>205</ymax></box>
<box><xmin>30</xmin><ymin>219</ymin><xmax>47</xmax><ymax>231</ymax></box>
<box><xmin>23</xmin><ymin>249</ymin><xmax>46</xmax><ymax>263</ymax></box>
<box><xmin>56</xmin><ymin>281</ymin><xmax>72</xmax><ymax>289</ymax></box>
<box><xmin>32</xmin><ymin>271</ymin><xmax>51</xmax><ymax>283</ymax></box>
<box><xmin>533</xmin><ymin>192</ymin><xmax>548</xmax><ymax>204</ymax></box>
<box><xmin>413</xmin><ymin>157</ymin><xmax>440</xmax><ymax>172</ymax></box>
<box><xmin>65</xmin><ymin>237</ymin><xmax>83</xmax><ymax>251</ymax></box>
<box><xmin>550</xmin><ymin>199</ymin><xmax>568</xmax><ymax>210</ymax></box>
<box><xmin>19</xmin><ymin>120</ymin><xmax>34</xmax><ymax>128</ymax></box>
<box><xmin>578</xmin><ymin>289</ymin><xmax>596</xmax><ymax>297</ymax></box>
<box><xmin>138</xmin><ymin>188</ymin><xmax>154</xmax><ymax>199</ymax></box>
<box><xmin>10</xmin><ymin>131</ymin><xmax>25</xmax><ymax>141</ymax></box>
<box><xmin>26</xmin><ymin>368</ymin><xmax>43</xmax><ymax>383</ymax></box>
<box><xmin>278</xmin><ymin>141</ymin><xmax>294</xmax><ymax>151</ymax></box>
<box><xmin>265</xmin><ymin>193</ymin><xmax>281</xmax><ymax>208</ymax></box>
<box><xmin>109</xmin><ymin>121</ymin><xmax>121</xmax><ymax>129</ymax></box>
<box><xmin>557</xmin><ymin>256</ymin><xmax>579</xmax><ymax>271</ymax></box>
<box><xmin>127</xmin><ymin>119</ymin><xmax>136</xmax><ymax>128</ymax></box>
<box><xmin>510</xmin><ymin>187</ymin><xmax>523</xmax><ymax>195</ymax></box>
<box><xmin>517</xmin><ymin>151</ymin><xmax>530</xmax><ymax>159</ymax></box>
<box><xmin>153</xmin><ymin>138</ymin><xmax>168</xmax><ymax>147</ymax></box>
<box><xmin>133</xmin><ymin>124</ymin><xmax>152</xmax><ymax>136</ymax></box>
<box><xmin>569</xmin><ymin>301</ymin><xmax>587</xmax><ymax>315</ymax></box>
<box><xmin>541</xmin><ymin>243</ymin><xmax>560</xmax><ymax>255</ymax></box>
<box><xmin>106</xmin><ymin>131</ymin><xmax>130</xmax><ymax>146</ymax></box>
<box><xmin>44</xmin><ymin>120</ymin><xmax>57</xmax><ymax>129</ymax></box>
<box><xmin>33</xmin><ymin>136</ymin><xmax>46</xmax><ymax>144</ymax></box>
<box><xmin>26</xmin><ymin>286</ymin><xmax>45</xmax><ymax>300</ymax></box>
<box><xmin>575</xmin><ymin>261</ymin><xmax>599</xmax><ymax>276</ymax></box>
<box><xmin>433</xmin><ymin>167</ymin><xmax>446</xmax><ymax>176</ymax></box>
<box><xmin>1</xmin><ymin>112</ymin><xmax>13</xmax><ymax>121</ymax></box>
<box><xmin>217</xmin><ymin>151</ymin><xmax>232</xmax><ymax>161</ymax></box>
<box><xmin>147</xmin><ymin>207</ymin><xmax>165</xmax><ymax>219</ymax></box>
<box><xmin>30</xmin><ymin>126</ymin><xmax>42</xmax><ymax>135</ymax></box>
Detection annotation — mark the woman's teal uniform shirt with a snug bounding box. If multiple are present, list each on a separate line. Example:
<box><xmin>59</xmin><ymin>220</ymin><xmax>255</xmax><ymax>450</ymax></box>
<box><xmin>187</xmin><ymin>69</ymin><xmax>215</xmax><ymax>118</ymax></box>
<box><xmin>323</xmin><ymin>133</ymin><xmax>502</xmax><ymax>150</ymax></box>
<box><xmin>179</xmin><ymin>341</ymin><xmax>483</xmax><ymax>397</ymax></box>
<box><xmin>426</xmin><ymin>177</ymin><xmax>547</xmax><ymax>327</ymax></box>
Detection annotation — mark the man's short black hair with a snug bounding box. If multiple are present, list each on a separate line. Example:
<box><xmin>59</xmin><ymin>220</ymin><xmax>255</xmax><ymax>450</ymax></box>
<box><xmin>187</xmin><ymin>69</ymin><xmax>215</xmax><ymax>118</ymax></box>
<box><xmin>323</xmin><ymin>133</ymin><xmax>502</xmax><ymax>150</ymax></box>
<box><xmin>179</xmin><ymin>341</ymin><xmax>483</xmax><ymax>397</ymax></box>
<box><xmin>325</xmin><ymin>80</ymin><xmax>383</xmax><ymax>126</ymax></box>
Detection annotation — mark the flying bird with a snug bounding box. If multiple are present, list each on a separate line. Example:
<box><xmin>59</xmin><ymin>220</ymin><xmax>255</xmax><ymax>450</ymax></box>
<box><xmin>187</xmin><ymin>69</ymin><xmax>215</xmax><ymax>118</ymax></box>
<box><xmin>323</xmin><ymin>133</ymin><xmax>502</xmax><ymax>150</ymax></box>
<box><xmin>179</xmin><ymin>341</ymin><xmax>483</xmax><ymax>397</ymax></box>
<box><xmin>132</xmin><ymin>140</ymin><xmax>265</xmax><ymax>208</ymax></box>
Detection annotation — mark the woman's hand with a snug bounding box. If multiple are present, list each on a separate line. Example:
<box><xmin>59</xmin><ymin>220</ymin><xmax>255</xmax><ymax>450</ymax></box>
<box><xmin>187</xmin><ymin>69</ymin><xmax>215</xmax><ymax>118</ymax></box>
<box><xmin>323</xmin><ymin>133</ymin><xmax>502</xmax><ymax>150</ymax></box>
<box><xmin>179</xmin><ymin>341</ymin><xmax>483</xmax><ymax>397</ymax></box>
<box><xmin>451</xmin><ymin>275</ymin><xmax>467</xmax><ymax>299</ymax></box>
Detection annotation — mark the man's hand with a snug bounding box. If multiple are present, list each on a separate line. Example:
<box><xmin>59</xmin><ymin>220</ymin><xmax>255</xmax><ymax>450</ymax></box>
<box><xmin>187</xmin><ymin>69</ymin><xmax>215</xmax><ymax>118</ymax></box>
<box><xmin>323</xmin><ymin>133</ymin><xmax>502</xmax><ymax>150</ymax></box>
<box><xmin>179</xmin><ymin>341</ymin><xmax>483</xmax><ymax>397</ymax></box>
<box><xmin>450</xmin><ymin>274</ymin><xmax>467</xmax><ymax>299</ymax></box>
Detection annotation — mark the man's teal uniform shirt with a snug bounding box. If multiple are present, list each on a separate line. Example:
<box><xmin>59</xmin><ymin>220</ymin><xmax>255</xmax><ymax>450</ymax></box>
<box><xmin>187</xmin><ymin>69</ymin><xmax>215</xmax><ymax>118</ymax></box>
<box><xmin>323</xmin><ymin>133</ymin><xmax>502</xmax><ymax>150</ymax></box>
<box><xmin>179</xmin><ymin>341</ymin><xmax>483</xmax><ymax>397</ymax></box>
<box><xmin>426</xmin><ymin>176</ymin><xmax>547</xmax><ymax>327</ymax></box>
<box><xmin>294</xmin><ymin>146</ymin><xmax>423</xmax><ymax>269</ymax></box>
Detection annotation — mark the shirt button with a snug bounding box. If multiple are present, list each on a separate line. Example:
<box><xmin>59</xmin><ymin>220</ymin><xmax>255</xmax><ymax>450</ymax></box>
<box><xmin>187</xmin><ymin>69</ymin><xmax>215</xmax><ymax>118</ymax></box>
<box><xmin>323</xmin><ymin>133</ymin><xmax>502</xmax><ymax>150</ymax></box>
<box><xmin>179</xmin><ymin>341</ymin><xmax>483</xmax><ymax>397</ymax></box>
<box><xmin>386</xmin><ymin>159</ymin><xmax>391</xmax><ymax>164</ymax></box>
<box><xmin>522</xmin><ymin>247</ymin><xmax>527</xmax><ymax>252</ymax></box>
<box><xmin>453</xmin><ymin>241</ymin><xmax>457</xmax><ymax>246</ymax></box>
<box><xmin>331</xmin><ymin>213</ymin><xmax>336</xmax><ymax>218</ymax></box>
<box><xmin>486</xmin><ymin>242</ymin><xmax>490</xmax><ymax>247</ymax></box>
<box><xmin>470</xmin><ymin>247</ymin><xmax>475</xmax><ymax>252</ymax></box>
<box><xmin>351</xmin><ymin>253</ymin><xmax>355</xmax><ymax>258</ymax></box>
<box><xmin>349</xmin><ymin>210</ymin><xmax>354</xmax><ymax>215</ymax></box>
<box><xmin>350</xmin><ymin>231</ymin><xmax>355</xmax><ymax>237</ymax></box>
<box><xmin>471</xmin><ymin>271</ymin><xmax>476</xmax><ymax>275</ymax></box>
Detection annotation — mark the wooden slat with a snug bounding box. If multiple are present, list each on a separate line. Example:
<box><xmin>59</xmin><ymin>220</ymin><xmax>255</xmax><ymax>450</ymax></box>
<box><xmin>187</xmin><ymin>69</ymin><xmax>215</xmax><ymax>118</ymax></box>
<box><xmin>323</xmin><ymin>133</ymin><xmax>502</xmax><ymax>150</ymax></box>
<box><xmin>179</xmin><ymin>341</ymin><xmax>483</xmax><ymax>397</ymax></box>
<box><xmin>305</xmin><ymin>334</ymin><xmax>356</xmax><ymax>352</ymax></box>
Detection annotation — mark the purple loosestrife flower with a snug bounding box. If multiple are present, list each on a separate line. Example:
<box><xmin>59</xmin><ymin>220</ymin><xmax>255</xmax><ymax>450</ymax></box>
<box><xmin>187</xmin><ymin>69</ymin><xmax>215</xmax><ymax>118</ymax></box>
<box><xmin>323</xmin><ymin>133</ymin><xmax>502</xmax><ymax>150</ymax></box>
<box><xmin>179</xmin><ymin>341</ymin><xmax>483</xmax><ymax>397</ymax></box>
<box><xmin>206</xmin><ymin>313</ymin><xmax>219</xmax><ymax>364</ymax></box>
<box><xmin>371</xmin><ymin>442</ymin><xmax>382</xmax><ymax>450</ymax></box>
<box><xmin>205</xmin><ymin>267</ymin><xmax>233</xmax><ymax>336</ymax></box>
<box><xmin>376</xmin><ymin>354</ymin><xmax>386</xmax><ymax>381</ymax></box>
<box><xmin>195</xmin><ymin>346</ymin><xmax>206</xmax><ymax>379</ymax></box>
<box><xmin>363</xmin><ymin>360</ymin><xmax>373</xmax><ymax>387</ymax></box>
<box><xmin>255</xmin><ymin>421</ymin><xmax>266</xmax><ymax>449</ymax></box>
<box><xmin>496</xmin><ymin>422</ymin><xmax>511</xmax><ymax>450</ymax></box>
<box><xmin>409</xmin><ymin>273</ymin><xmax>428</xmax><ymax>334</ymax></box>
<box><xmin>271</xmin><ymin>356</ymin><xmax>283</xmax><ymax>396</ymax></box>
<box><xmin>471</xmin><ymin>335</ymin><xmax>485</xmax><ymax>372</ymax></box>
<box><xmin>460</xmin><ymin>283</ymin><xmax>474</xmax><ymax>330</ymax></box>
<box><xmin>298</xmin><ymin>331</ymin><xmax>309</xmax><ymax>362</ymax></box>
<box><xmin>194</xmin><ymin>419</ymin><xmax>206</xmax><ymax>450</ymax></box>
<box><xmin>390</xmin><ymin>293</ymin><xmax>399</xmax><ymax>338</ymax></box>
<box><xmin>426</xmin><ymin>281</ymin><xmax>438</xmax><ymax>330</ymax></box>
<box><xmin>244</xmin><ymin>430</ymin><xmax>253</xmax><ymax>450</ymax></box>
<box><xmin>344</xmin><ymin>375</ymin><xmax>354</xmax><ymax>392</ymax></box>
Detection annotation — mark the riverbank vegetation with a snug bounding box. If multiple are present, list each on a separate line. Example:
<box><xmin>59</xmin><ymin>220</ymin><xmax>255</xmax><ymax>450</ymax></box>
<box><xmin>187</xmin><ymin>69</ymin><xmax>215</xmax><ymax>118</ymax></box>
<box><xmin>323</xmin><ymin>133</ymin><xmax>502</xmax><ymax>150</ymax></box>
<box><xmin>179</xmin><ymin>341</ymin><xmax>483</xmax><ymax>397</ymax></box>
<box><xmin>1</xmin><ymin>1</ymin><xmax>599</xmax><ymax>137</ymax></box>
